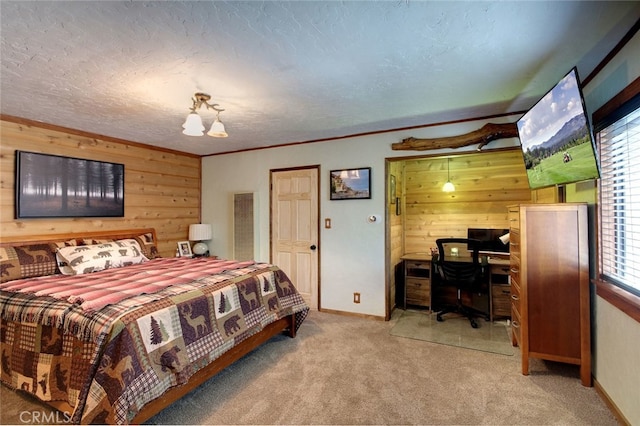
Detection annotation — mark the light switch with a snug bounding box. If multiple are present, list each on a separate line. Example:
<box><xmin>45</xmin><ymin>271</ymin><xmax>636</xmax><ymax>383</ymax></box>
<box><xmin>325</xmin><ymin>218</ymin><xmax>331</xmax><ymax>229</ymax></box>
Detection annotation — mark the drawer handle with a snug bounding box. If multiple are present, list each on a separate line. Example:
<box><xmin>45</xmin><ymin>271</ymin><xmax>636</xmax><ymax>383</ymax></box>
<box><xmin>510</xmin><ymin>268</ymin><xmax>519</xmax><ymax>273</ymax></box>
<box><xmin>511</xmin><ymin>320</ymin><xmax>520</xmax><ymax>329</ymax></box>
<box><xmin>510</xmin><ymin>242</ymin><xmax>519</xmax><ymax>247</ymax></box>
<box><xmin>511</xmin><ymin>294</ymin><xmax>519</xmax><ymax>301</ymax></box>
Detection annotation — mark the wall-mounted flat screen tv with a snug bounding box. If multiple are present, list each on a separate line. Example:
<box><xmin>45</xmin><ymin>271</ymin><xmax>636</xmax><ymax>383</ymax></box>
<box><xmin>516</xmin><ymin>67</ymin><xmax>600</xmax><ymax>190</ymax></box>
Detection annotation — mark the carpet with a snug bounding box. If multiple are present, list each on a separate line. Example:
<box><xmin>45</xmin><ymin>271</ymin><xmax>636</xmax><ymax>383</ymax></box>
<box><xmin>2</xmin><ymin>311</ymin><xmax>618</xmax><ymax>425</ymax></box>
<box><xmin>390</xmin><ymin>309</ymin><xmax>515</xmax><ymax>356</ymax></box>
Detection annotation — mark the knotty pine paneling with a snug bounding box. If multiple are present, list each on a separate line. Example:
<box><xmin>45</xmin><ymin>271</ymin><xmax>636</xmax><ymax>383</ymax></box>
<box><xmin>388</xmin><ymin>160</ymin><xmax>404</xmax><ymax>313</ymax></box>
<box><xmin>402</xmin><ymin>149</ymin><xmax>532</xmax><ymax>254</ymax></box>
<box><xmin>0</xmin><ymin>119</ymin><xmax>200</xmax><ymax>257</ymax></box>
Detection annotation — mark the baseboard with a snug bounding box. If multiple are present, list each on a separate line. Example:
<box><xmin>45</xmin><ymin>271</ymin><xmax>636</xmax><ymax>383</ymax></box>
<box><xmin>319</xmin><ymin>308</ymin><xmax>385</xmax><ymax>321</ymax></box>
<box><xmin>593</xmin><ymin>378</ymin><xmax>631</xmax><ymax>426</ymax></box>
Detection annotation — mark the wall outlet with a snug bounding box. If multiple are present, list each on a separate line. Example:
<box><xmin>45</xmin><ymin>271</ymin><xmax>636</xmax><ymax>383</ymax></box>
<box><xmin>353</xmin><ymin>292</ymin><xmax>360</xmax><ymax>303</ymax></box>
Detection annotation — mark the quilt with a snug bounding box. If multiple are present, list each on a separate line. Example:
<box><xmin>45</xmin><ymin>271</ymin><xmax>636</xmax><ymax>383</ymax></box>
<box><xmin>0</xmin><ymin>257</ymin><xmax>309</xmax><ymax>424</ymax></box>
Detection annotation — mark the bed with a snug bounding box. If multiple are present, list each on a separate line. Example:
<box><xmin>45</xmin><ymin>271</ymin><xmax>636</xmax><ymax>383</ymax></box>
<box><xmin>0</xmin><ymin>228</ymin><xmax>309</xmax><ymax>424</ymax></box>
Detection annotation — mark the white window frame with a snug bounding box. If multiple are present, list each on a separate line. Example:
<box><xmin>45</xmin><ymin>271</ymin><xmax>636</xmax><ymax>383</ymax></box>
<box><xmin>594</xmin><ymin>82</ymin><xmax>640</xmax><ymax>323</ymax></box>
<box><xmin>597</xmin><ymin>103</ymin><xmax>640</xmax><ymax>297</ymax></box>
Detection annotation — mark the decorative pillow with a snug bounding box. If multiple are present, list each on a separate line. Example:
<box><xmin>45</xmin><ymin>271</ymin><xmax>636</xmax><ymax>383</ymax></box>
<box><xmin>80</xmin><ymin>238</ymin><xmax>114</xmax><ymax>245</ymax></box>
<box><xmin>132</xmin><ymin>233</ymin><xmax>161</xmax><ymax>259</ymax></box>
<box><xmin>80</xmin><ymin>233</ymin><xmax>160</xmax><ymax>259</ymax></box>
<box><xmin>0</xmin><ymin>243</ymin><xmax>60</xmax><ymax>283</ymax></box>
<box><xmin>56</xmin><ymin>239</ymin><xmax>148</xmax><ymax>275</ymax></box>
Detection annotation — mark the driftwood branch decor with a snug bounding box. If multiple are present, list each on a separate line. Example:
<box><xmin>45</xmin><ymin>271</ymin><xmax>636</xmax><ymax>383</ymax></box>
<box><xmin>392</xmin><ymin>122</ymin><xmax>519</xmax><ymax>151</ymax></box>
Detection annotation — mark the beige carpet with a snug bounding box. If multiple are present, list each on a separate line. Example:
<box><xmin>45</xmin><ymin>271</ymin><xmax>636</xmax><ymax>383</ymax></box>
<box><xmin>1</xmin><ymin>310</ymin><xmax>617</xmax><ymax>425</ymax></box>
<box><xmin>390</xmin><ymin>309</ymin><xmax>515</xmax><ymax>356</ymax></box>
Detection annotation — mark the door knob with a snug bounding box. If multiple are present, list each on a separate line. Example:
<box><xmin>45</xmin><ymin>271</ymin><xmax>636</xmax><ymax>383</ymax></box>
<box><xmin>310</xmin><ymin>245</ymin><xmax>317</xmax><ymax>250</ymax></box>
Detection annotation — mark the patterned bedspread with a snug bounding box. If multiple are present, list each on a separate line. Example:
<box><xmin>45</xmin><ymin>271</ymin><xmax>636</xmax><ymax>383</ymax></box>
<box><xmin>0</xmin><ymin>257</ymin><xmax>309</xmax><ymax>424</ymax></box>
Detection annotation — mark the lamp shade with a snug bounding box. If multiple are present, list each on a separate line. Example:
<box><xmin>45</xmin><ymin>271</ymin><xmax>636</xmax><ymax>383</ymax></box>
<box><xmin>442</xmin><ymin>181</ymin><xmax>455</xmax><ymax>192</ymax></box>
<box><xmin>207</xmin><ymin>119</ymin><xmax>228</xmax><ymax>138</ymax></box>
<box><xmin>189</xmin><ymin>224</ymin><xmax>212</xmax><ymax>241</ymax></box>
<box><xmin>499</xmin><ymin>232</ymin><xmax>510</xmax><ymax>245</ymax></box>
<box><xmin>182</xmin><ymin>113</ymin><xmax>205</xmax><ymax>136</ymax></box>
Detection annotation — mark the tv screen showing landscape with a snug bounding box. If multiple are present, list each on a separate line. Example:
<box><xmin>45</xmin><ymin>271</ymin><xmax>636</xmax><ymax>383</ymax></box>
<box><xmin>516</xmin><ymin>67</ymin><xmax>600</xmax><ymax>190</ymax></box>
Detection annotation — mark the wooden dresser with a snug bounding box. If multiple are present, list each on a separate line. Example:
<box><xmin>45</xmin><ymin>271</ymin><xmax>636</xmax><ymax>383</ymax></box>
<box><xmin>508</xmin><ymin>203</ymin><xmax>591</xmax><ymax>386</ymax></box>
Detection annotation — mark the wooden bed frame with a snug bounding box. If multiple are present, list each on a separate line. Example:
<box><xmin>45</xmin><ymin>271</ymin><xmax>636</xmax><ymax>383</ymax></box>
<box><xmin>0</xmin><ymin>228</ymin><xmax>298</xmax><ymax>424</ymax></box>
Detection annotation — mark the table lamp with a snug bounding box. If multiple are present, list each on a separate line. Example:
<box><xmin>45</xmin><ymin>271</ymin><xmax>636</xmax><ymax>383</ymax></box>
<box><xmin>189</xmin><ymin>224</ymin><xmax>212</xmax><ymax>257</ymax></box>
<box><xmin>499</xmin><ymin>232</ymin><xmax>510</xmax><ymax>245</ymax></box>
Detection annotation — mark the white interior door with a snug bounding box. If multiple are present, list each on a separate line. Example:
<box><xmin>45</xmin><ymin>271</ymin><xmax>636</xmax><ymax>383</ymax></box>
<box><xmin>271</xmin><ymin>167</ymin><xmax>319</xmax><ymax>310</ymax></box>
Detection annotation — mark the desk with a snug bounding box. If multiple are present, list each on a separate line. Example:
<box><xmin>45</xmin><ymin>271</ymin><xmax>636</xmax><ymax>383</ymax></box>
<box><xmin>400</xmin><ymin>253</ymin><xmax>511</xmax><ymax>321</ymax></box>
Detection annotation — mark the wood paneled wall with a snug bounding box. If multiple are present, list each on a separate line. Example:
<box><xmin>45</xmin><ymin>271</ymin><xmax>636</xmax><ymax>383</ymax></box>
<box><xmin>401</xmin><ymin>148</ymin><xmax>532</xmax><ymax>254</ymax></box>
<box><xmin>0</xmin><ymin>118</ymin><xmax>201</xmax><ymax>257</ymax></box>
<box><xmin>387</xmin><ymin>160</ymin><xmax>404</xmax><ymax>314</ymax></box>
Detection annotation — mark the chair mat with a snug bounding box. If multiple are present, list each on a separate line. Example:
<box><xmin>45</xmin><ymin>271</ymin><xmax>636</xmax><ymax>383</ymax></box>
<box><xmin>390</xmin><ymin>309</ymin><xmax>514</xmax><ymax>356</ymax></box>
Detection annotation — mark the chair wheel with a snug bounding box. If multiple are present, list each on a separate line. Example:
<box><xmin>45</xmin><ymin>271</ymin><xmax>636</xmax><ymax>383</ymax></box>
<box><xmin>471</xmin><ymin>320</ymin><xmax>478</xmax><ymax>328</ymax></box>
<box><xmin>436</xmin><ymin>315</ymin><xmax>444</xmax><ymax>322</ymax></box>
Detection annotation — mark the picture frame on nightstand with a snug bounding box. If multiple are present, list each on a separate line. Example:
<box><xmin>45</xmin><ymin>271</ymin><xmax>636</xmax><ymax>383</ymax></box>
<box><xmin>177</xmin><ymin>241</ymin><xmax>192</xmax><ymax>257</ymax></box>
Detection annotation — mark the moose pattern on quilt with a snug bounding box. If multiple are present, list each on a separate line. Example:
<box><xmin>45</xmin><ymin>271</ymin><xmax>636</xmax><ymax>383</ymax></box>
<box><xmin>0</xmin><ymin>258</ymin><xmax>309</xmax><ymax>424</ymax></box>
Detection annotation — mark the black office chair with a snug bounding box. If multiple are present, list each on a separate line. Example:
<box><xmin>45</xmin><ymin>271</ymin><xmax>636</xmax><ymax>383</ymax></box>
<box><xmin>434</xmin><ymin>238</ymin><xmax>489</xmax><ymax>328</ymax></box>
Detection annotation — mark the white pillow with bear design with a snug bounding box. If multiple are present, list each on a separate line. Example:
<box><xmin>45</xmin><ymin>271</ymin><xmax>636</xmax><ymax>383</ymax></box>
<box><xmin>57</xmin><ymin>239</ymin><xmax>148</xmax><ymax>275</ymax></box>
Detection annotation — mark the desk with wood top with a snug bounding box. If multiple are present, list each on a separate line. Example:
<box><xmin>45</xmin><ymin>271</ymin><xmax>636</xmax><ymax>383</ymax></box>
<box><xmin>400</xmin><ymin>253</ymin><xmax>511</xmax><ymax>321</ymax></box>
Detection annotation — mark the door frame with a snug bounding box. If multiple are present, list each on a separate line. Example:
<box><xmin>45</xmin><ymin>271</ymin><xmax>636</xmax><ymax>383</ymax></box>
<box><xmin>269</xmin><ymin>164</ymin><xmax>321</xmax><ymax>311</ymax></box>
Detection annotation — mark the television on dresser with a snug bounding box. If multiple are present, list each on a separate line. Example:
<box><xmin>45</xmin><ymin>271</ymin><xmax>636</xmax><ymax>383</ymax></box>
<box><xmin>467</xmin><ymin>228</ymin><xmax>510</xmax><ymax>255</ymax></box>
<box><xmin>516</xmin><ymin>67</ymin><xmax>600</xmax><ymax>190</ymax></box>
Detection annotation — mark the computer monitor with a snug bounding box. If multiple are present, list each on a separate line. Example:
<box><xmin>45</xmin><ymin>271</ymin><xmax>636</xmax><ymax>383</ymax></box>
<box><xmin>467</xmin><ymin>228</ymin><xmax>510</xmax><ymax>255</ymax></box>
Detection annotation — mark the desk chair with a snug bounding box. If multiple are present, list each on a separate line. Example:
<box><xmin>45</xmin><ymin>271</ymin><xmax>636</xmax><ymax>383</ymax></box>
<box><xmin>434</xmin><ymin>238</ymin><xmax>489</xmax><ymax>328</ymax></box>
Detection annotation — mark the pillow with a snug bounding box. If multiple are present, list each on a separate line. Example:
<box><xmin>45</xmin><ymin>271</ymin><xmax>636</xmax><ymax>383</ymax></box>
<box><xmin>80</xmin><ymin>233</ymin><xmax>160</xmax><ymax>259</ymax></box>
<box><xmin>79</xmin><ymin>238</ymin><xmax>113</xmax><ymax>246</ymax></box>
<box><xmin>0</xmin><ymin>243</ymin><xmax>59</xmax><ymax>283</ymax></box>
<box><xmin>57</xmin><ymin>239</ymin><xmax>148</xmax><ymax>275</ymax></box>
<box><xmin>132</xmin><ymin>233</ymin><xmax>161</xmax><ymax>259</ymax></box>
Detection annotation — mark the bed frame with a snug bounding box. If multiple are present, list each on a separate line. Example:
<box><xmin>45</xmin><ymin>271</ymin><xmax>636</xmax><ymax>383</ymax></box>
<box><xmin>0</xmin><ymin>228</ymin><xmax>298</xmax><ymax>424</ymax></box>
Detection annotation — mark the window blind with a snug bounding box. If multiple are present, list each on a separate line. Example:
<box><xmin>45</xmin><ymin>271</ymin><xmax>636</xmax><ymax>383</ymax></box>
<box><xmin>598</xmin><ymin>105</ymin><xmax>640</xmax><ymax>296</ymax></box>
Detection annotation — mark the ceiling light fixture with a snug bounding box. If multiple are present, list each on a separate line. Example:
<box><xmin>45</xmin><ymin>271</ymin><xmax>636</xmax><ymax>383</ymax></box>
<box><xmin>182</xmin><ymin>92</ymin><xmax>228</xmax><ymax>138</ymax></box>
<box><xmin>442</xmin><ymin>157</ymin><xmax>455</xmax><ymax>192</ymax></box>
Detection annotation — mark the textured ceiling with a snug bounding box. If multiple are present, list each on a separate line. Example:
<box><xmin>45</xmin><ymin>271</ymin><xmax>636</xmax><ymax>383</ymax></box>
<box><xmin>1</xmin><ymin>1</ymin><xmax>639</xmax><ymax>156</ymax></box>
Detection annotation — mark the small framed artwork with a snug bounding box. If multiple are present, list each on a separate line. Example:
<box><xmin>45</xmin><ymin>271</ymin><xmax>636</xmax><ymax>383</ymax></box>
<box><xmin>177</xmin><ymin>241</ymin><xmax>193</xmax><ymax>257</ymax></box>
<box><xmin>330</xmin><ymin>167</ymin><xmax>371</xmax><ymax>200</ymax></box>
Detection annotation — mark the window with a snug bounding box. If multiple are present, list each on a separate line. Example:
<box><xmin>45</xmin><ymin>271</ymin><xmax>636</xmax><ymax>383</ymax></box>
<box><xmin>597</xmin><ymin>96</ymin><xmax>640</xmax><ymax>297</ymax></box>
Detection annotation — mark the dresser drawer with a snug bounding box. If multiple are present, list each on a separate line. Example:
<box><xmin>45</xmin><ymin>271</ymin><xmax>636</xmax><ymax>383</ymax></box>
<box><xmin>509</xmin><ymin>262</ymin><xmax>520</xmax><ymax>286</ymax></box>
<box><xmin>511</xmin><ymin>304</ymin><xmax>522</xmax><ymax>346</ymax></box>
<box><xmin>509</xmin><ymin>230</ymin><xmax>521</xmax><ymax>257</ymax></box>
<box><xmin>510</xmin><ymin>281</ymin><xmax>521</xmax><ymax>315</ymax></box>
<box><xmin>405</xmin><ymin>261</ymin><xmax>431</xmax><ymax>279</ymax></box>
<box><xmin>508</xmin><ymin>206</ymin><xmax>520</xmax><ymax>230</ymax></box>
<box><xmin>406</xmin><ymin>277</ymin><xmax>430</xmax><ymax>306</ymax></box>
<box><xmin>492</xmin><ymin>285</ymin><xmax>511</xmax><ymax>317</ymax></box>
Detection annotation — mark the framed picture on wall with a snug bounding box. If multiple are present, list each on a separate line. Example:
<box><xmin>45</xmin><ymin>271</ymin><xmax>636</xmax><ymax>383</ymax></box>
<box><xmin>330</xmin><ymin>167</ymin><xmax>371</xmax><ymax>200</ymax></box>
<box><xmin>15</xmin><ymin>151</ymin><xmax>125</xmax><ymax>218</ymax></box>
